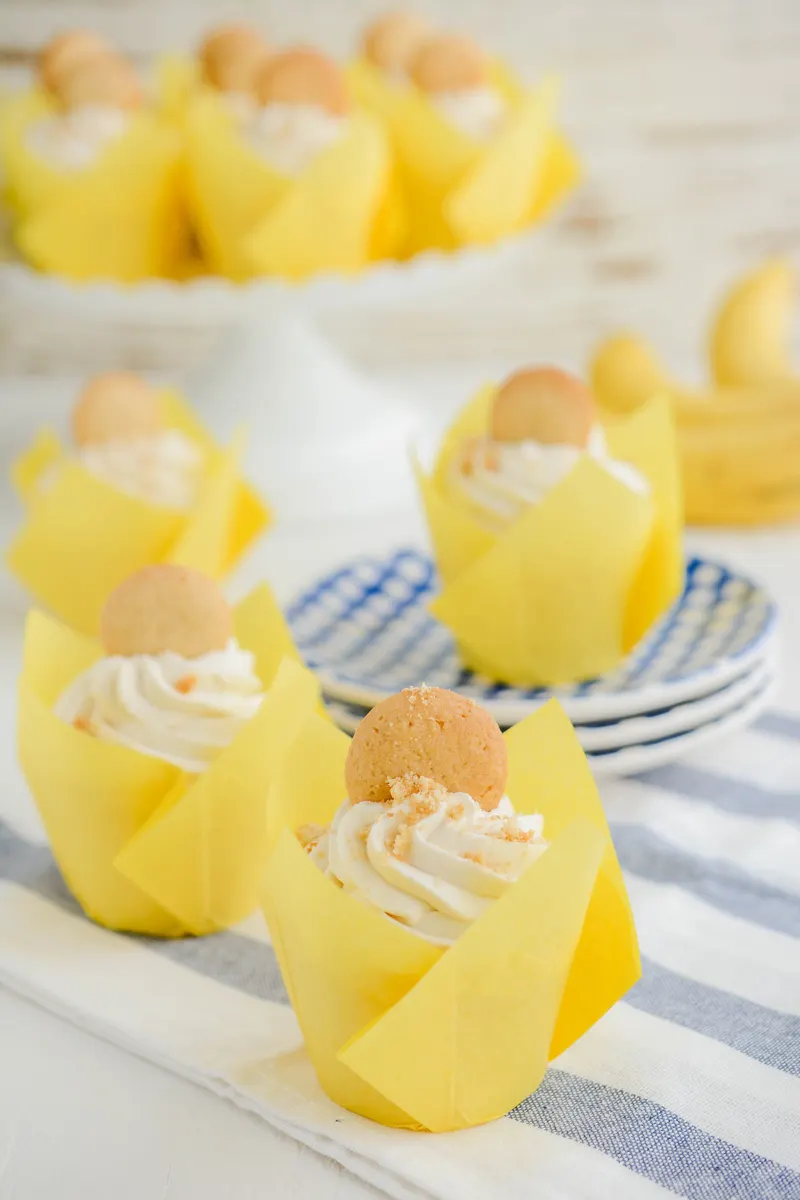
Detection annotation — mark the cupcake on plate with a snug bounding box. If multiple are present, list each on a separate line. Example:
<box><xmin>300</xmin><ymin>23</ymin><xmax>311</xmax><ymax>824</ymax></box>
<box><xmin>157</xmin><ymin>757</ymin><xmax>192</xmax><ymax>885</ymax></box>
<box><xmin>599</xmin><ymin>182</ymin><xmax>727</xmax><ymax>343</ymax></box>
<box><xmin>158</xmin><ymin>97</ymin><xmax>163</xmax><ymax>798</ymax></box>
<box><xmin>185</xmin><ymin>44</ymin><xmax>392</xmax><ymax>280</ymax></box>
<box><xmin>19</xmin><ymin>564</ymin><xmax>318</xmax><ymax>935</ymax></box>
<box><xmin>260</xmin><ymin>685</ymin><xmax>640</xmax><ymax>1131</ymax></box>
<box><xmin>1</xmin><ymin>32</ymin><xmax>186</xmax><ymax>280</ymax></box>
<box><xmin>416</xmin><ymin>365</ymin><xmax>683</xmax><ymax>686</ymax></box>
<box><xmin>349</xmin><ymin>17</ymin><xmax>579</xmax><ymax>256</ymax></box>
<box><xmin>8</xmin><ymin>371</ymin><xmax>269</xmax><ymax>635</ymax></box>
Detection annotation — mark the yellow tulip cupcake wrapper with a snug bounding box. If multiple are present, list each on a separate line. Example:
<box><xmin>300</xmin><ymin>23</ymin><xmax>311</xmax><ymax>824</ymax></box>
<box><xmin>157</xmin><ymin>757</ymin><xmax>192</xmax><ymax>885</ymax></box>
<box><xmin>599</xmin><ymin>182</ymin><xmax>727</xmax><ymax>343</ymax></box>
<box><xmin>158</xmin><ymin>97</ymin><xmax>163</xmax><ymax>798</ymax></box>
<box><xmin>154</xmin><ymin>54</ymin><xmax>201</xmax><ymax>127</ymax></box>
<box><xmin>348</xmin><ymin>62</ymin><xmax>580</xmax><ymax>255</ymax></box>
<box><xmin>260</xmin><ymin>699</ymin><xmax>640</xmax><ymax>1132</ymax></box>
<box><xmin>416</xmin><ymin>387</ymin><xmax>683</xmax><ymax>687</ymax></box>
<box><xmin>3</xmin><ymin>88</ymin><xmax>186</xmax><ymax>280</ymax></box>
<box><xmin>591</xmin><ymin>261</ymin><xmax>800</xmax><ymax>526</ymax></box>
<box><xmin>7</xmin><ymin>389</ymin><xmax>270</xmax><ymax>636</ymax></box>
<box><xmin>185</xmin><ymin>92</ymin><xmax>392</xmax><ymax>280</ymax></box>
<box><xmin>19</xmin><ymin>587</ymin><xmax>317</xmax><ymax>936</ymax></box>
<box><xmin>0</xmin><ymin>89</ymin><xmax>54</xmax><ymax>214</ymax></box>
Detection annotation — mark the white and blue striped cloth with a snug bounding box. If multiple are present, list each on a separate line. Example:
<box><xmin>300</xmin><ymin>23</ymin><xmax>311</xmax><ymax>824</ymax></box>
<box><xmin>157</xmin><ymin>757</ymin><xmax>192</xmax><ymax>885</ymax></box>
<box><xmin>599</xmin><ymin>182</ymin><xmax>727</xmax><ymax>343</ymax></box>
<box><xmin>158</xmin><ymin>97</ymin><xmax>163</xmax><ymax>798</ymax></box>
<box><xmin>0</xmin><ymin>710</ymin><xmax>798</xmax><ymax>1200</ymax></box>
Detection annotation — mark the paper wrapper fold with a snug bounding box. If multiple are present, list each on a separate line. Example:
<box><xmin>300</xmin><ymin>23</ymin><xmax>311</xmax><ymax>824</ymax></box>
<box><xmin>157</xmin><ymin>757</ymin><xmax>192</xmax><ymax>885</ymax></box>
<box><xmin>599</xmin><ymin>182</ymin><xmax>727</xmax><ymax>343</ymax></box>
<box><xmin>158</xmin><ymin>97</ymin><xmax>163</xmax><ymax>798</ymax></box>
<box><xmin>19</xmin><ymin>590</ymin><xmax>317</xmax><ymax>936</ymax></box>
<box><xmin>7</xmin><ymin>390</ymin><xmax>269</xmax><ymax>635</ymax></box>
<box><xmin>417</xmin><ymin>389</ymin><xmax>682</xmax><ymax>686</ymax></box>
<box><xmin>260</xmin><ymin>700</ymin><xmax>640</xmax><ymax>1131</ymax></box>
<box><xmin>185</xmin><ymin>93</ymin><xmax>392</xmax><ymax>280</ymax></box>
<box><xmin>348</xmin><ymin>64</ymin><xmax>579</xmax><ymax>256</ymax></box>
<box><xmin>3</xmin><ymin>91</ymin><xmax>186</xmax><ymax>280</ymax></box>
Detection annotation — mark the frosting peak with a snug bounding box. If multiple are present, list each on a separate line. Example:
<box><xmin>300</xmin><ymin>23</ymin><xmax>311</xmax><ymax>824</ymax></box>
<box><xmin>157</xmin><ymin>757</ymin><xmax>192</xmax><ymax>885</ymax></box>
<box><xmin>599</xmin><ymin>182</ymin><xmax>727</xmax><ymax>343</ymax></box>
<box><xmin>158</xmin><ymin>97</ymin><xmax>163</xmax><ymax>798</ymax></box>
<box><xmin>434</xmin><ymin>87</ymin><xmax>506</xmax><ymax>141</ymax></box>
<box><xmin>78</xmin><ymin>429</ymin><xmax>203</xmax><ymax>509</ymax></box>
<box><xmin>55</xmin><ymin>639</ymin><xmax>263</xmax><ymax>773</ymax></box>
<box><xmin>451</xmin><ymin>425</ymin><xmax>649</xmax><ymax>530</ymax></box>
<box><xmin>305</xmin><ymin>777</ymin><xmax>547</xmax><ymax>944</ymax></box>
<box><xmin>27</xmin><ymin>104</ymin><xmax>129</xmax><ymax>170</ymax></box>
<box><xmin>246</xmin><ymin>101</ymin><xmax>346</xmax><ymax>175</ymax></box>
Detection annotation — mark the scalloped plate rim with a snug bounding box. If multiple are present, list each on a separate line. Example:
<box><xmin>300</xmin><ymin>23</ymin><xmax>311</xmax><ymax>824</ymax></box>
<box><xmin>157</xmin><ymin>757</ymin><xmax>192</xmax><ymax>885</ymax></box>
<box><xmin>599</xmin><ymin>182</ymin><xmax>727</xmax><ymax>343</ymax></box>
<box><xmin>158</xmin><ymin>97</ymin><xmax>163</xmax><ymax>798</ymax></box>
<box><xmin>289</xmin><ymin>548</ymin><xmax>779</xmax><ymax>724</ymax></box>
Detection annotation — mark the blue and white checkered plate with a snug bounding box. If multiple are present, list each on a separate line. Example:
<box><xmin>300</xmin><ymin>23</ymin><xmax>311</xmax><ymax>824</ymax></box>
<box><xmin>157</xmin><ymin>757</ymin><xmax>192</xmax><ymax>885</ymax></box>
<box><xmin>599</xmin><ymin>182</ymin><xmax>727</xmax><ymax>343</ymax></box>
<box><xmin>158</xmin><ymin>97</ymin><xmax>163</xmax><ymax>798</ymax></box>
<box><xmin>287</xmin><ymin>548</ymin><xmax>778</xmax><ymax>727</ymax></box>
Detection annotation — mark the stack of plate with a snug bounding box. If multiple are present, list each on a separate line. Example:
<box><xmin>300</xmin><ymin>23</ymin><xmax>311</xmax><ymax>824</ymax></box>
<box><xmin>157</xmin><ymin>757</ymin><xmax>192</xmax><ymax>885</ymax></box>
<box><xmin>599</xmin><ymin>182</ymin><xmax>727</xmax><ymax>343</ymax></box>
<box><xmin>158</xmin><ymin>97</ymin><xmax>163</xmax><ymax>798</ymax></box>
<box><xmin>287</xmin><ymin>549</ymin><xmax>778</xmax><ymax>777</ymax></box>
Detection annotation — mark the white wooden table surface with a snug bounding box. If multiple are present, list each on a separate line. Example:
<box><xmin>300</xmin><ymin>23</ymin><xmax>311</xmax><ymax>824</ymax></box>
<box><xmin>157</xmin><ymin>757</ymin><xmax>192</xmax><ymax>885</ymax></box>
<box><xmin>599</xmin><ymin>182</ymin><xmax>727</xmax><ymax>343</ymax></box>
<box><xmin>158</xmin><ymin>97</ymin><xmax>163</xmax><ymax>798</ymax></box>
<box><xmin>1</xmin><ymin>3</ymin><xmax>799</xmax><ymax>1197</ymax></box>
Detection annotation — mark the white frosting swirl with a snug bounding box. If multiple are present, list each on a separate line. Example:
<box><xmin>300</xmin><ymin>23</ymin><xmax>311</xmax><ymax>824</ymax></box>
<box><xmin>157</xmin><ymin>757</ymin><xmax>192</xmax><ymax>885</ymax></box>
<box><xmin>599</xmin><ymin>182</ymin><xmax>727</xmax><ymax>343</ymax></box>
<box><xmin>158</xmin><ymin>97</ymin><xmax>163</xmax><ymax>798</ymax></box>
<box><xmin>450</xmin><ymin>425</ymin><xmax>649</xmax><ymax>531</ymax></box>
<box><xmin>26</xmin><ymin>105</ymin><xmax>129</xmax><ymax>170</ymax></box>
<box><xmin>434</xmin><ymin>87</ymin><xmax>506</xmax><ymax>140</ymax></box>
<box><xmin>302</xmin><ymin>778</ymin><xmax>547</xmax><ymax>945</ymax></box>
<box><xmin>221</xmin><ymin>90</ymin><xmax>259</xmax><ymax>124</ymax></box>
<box><xmin>245</xmin><ymin>102</ymin><xmax>346</xmax><ymax>175</ymax></box>
<box><xmin>77</xmin><ymin>430</ymin><xmax>204</xmax><ymax>510</ymax></box>
<box><xmin>55</xmin><ymin>640</ymin><xmax>263</xmax><ymax>774</ymax></box>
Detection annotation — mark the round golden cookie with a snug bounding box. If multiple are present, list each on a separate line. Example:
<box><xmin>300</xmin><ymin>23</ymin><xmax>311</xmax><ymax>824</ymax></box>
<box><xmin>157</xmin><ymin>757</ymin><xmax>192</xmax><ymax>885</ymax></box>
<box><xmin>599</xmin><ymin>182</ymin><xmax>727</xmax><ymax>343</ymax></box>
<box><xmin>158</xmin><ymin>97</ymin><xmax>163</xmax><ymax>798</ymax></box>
<box><xmin>409</xmin><ymin>33</ymin><xmax>488</xmax><ymax>94</ymax></box>
<box><xmin>256</xmin><ymin>46</ymin><xmax>349</xmax><ymax>116</ymax></box>
<box><xmin>199</xmin><ymin>24</ymin><xmax>270</xmax><ymax>94</ymax></box>
<box><xmin>345</xmin><ymin>685</ymin><xmax>508</xmax><ymax>811</ymax></box>
<box><xmin>60</xmin><ymin>54</ymin><xmax>143</xmax><ymax>111</ymax></box>
<box><xmin>490</xmin><ymin>366</ymin><xmax>597</xmax><ymax>447</ymax></box>
<box><xmin>361</xmin><ymin>12</ymin><xmax>430</xmax><ymax>75</ymax></box>
<box><xmin>38</xmin><ymin>31</ymin><xmax>111</xmax><ymax>94</ymax></box>
<box><xmin>72</xmin><ymin>372</ymin><xmax>163</xmax><ymax>447</ymax></box>
<box><xmin>101</xmin><ymin>565</ymin><xmax>233</xmax><ymax>658</ymax></box>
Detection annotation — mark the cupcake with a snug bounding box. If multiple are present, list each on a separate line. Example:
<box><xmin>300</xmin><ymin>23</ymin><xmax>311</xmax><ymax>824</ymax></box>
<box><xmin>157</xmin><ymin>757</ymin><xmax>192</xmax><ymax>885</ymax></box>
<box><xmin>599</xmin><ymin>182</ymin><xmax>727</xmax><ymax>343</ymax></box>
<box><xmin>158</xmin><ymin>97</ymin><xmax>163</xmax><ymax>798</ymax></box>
<box><xmin>349</xmin><ymin>18</ymin><xmax>579</xmax><ymax>255</ymax></box>
<box><xmin>19</xmin><ymin>564</ymin><xmax>318</xmax><ymax>935</ymax></box>
<box><xmin>1</xmin><ymin>33</ymin><xmax>185</xmax><ymax>280</ymax></box>
<box><xmin>416</xmin><ymin>365</ymin><xmax>682</xmax><ymax>685</ymax></box>
<box><xmin>155</xmin><ymin>23</ymin><xmax>271</xmax><ymax>128</ymax></box>
<box><xmin>185</xmin><ymin>44</ymin><xmax>391</xmax><ymax>280</ymax></box>
<box><xmin>260</xmin><ymin>686</ymin><xmax>640</xmax><ymax>1131</ymax></box>
<box><xmin>8</xmin><ymin>372</ymin><xmax>269</xmax><ymax>635</ymax></box>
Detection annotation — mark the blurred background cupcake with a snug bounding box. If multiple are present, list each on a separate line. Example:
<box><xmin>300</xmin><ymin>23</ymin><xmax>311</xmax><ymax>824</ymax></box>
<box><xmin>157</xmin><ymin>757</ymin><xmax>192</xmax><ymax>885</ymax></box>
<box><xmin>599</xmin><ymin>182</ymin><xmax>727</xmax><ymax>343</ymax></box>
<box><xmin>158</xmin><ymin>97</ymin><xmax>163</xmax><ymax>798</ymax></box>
<box><xmin>2</xmin><ymin>31</ymin><xmax>186</xmax><ymax>281</ymax></box>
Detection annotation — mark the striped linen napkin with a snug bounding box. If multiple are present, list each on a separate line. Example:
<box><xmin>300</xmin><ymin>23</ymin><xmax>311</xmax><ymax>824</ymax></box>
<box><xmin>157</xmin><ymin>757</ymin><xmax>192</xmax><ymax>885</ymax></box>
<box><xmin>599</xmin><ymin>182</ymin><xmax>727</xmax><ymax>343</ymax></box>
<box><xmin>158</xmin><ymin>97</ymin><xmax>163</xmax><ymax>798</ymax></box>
<box><xmin>0</xmin><ymin>709</ymin><xmax>798</xmax><ymax>1200</ymax></box>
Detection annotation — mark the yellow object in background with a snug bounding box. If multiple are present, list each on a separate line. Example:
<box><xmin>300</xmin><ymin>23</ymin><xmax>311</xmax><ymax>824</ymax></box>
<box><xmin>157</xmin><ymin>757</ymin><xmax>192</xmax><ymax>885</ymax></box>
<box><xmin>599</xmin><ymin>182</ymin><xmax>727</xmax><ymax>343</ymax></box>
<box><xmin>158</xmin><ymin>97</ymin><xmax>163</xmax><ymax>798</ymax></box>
<box><xmin>184</xmin><ymin>92</ymin><xmax>394</xmax><ymax>281</ymax></box>
<box><xmin>415</xmin><ymin>387</ymin><xmax>682</xmax><ymax>687</ymax></box>
<box><xmin>348</xmin><ymin>62</ymin><xmax>579</xmax><ymax>256</ymax></box>
<box><xmin>260</xmin><ymin>700</ymin><xmax>640</xmax><ymax>1132</ymax></box>
<box><xmin>245</xmin><ymin>114</ymin><xmax>392</xmax><ymax>280</ymax></box>
<box><xmin>7</xmin><ymin>390</ymin><xmax>269</xmax><ymax>635</ymax></box>
<box><xmin>710</xmin><ymin>260</ymin><xmax>797</xmax><ymax>389</ymax></box>
<box><xmin>591</xmin><ymin>261</ymin><xmax>800</xmax><ymax>526</ymax></box>
<box><xmin>19</xmin><ymin>595</ymin><xmax>317</xmax><ymax>936</ymax></box>
<box><xmin>3</xmin><ymin>92</ymin><xmax>186</xmax><ymax>281</ymax></box>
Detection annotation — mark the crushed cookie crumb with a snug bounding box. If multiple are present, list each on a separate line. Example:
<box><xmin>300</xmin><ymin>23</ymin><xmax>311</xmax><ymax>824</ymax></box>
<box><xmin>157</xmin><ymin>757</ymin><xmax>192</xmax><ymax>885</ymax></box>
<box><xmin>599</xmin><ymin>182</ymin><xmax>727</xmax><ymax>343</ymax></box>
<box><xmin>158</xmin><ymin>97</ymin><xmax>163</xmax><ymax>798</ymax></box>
<box><xmin>462</xmin><ymin>851</ymin><xmax>485</xmax><ymax>866</ymax></box>
<box><xmin>447</xmin><ymin>801</ymin><xmax>465</xmax><ymax>820</ymax></box>
<box><xmin>406</xmin><ymin>794</ymin><xmax>439</xmax><ymax>825</ymax></box>
<box><xmin>296</xmin><ymin>823</ymin><xmax>325</xmax><ymax>850</ymax></box>
<box><xmin>388</xmin><ymin>772</ymin><xmax>442</xmax><ymax>804</ymax></box>
<box><xmin>72</xmin><ymin>714</ymin><xmax>95</xmax><ymax>736</ymax></box>
<box><xmin>491</xmin><ymin>819</ymin><xmax>539</xmax><ymax>844</ymax></box>
<box><xmin>390</xmin><ymin>825</ymin><xmax>412</xmax><ymax>861</ymax></box>
<box><xmin>174</xmin><ymin>674</ymin><xmax>197</xmax><ymax>694</ymax></box>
